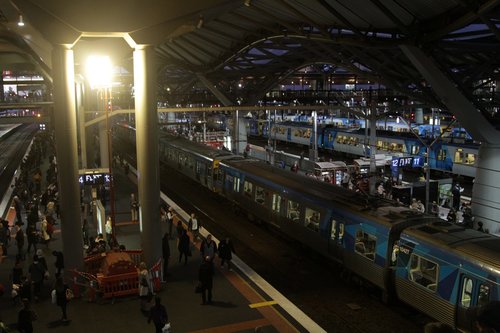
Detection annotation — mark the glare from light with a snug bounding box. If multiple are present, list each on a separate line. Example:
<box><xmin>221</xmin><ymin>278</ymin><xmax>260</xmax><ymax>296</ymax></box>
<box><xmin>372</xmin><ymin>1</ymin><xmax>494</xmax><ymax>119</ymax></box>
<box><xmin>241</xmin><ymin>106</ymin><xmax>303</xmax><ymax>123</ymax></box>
<box><xmin>17</xmin><ymin>15</ymin><xmax>24</xmax><ymax>27</ymax></box>
<box><xmin>86</xmin><ymin>55</ymin><xmax>112</xmax><ymax>89</ymax></box>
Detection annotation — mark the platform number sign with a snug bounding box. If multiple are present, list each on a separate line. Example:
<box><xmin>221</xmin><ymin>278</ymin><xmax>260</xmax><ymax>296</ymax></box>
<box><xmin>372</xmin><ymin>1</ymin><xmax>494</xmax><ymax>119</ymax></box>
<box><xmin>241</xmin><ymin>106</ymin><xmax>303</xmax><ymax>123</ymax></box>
<box><xmin>391</xmin><ymin>156</ymin><xmax>424</xmax><ymax>177</ymax></box>
<box><xmin>78</xmin><ymin>173</ymin><xmax>111</xmax><ymax>185</ymax></box>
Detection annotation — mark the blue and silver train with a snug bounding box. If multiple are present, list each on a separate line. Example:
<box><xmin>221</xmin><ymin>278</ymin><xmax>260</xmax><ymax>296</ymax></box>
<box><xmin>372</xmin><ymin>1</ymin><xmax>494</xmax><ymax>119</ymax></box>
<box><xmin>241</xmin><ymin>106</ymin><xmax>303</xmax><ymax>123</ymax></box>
<box><xmin>248</xmin><ymin>119</ymin><xmax>479</xmax><ymax>178</ymax></box>
<box><xmin>114</xmin><ymin>123</ymin><xmax>498</xmax><ymax>332</ymax></box>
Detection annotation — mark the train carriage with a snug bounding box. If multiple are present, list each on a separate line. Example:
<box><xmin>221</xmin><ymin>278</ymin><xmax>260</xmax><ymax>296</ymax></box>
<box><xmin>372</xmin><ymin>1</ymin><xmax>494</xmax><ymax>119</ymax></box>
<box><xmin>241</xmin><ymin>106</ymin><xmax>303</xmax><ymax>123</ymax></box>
<box><xmin>393</xmin><ymin>222</ymin><xmax>500</xmax><ymax>330</ymax></box>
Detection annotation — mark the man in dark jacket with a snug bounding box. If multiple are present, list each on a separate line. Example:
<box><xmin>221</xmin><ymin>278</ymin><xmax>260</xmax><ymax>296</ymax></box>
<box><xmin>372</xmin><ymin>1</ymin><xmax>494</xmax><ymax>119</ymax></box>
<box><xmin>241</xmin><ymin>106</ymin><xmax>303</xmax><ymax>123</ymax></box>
<box><xmin>53</xmin><ymin>250</ymin><xmax>65</xmax><ymax>277</ymax></box>
<box><xmin>198</xmin><ymin>256</ymin><xmax>214</xmax><ymax>305</ymax></box>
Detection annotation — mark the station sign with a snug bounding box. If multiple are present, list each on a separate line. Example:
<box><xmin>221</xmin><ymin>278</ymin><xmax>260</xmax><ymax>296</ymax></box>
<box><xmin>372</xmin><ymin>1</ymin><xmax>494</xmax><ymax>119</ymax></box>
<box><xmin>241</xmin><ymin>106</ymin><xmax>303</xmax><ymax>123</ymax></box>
<box><xmin>391</xmin><ymin>156</ymin><xmax>424</xmax><ymax>169</ymax></box>
<box><xmin>78</xmin><ymin>168</ymin><xmax>111</xmax><ymax>185</ymax></box>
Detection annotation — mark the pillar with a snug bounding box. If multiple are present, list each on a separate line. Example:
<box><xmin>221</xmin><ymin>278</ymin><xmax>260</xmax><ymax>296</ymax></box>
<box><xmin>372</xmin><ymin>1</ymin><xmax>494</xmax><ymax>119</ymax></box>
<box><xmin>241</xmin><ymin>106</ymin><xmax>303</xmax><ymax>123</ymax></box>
<box><xmin>51</xmin><ymin>45</ymin><xmax>84</xmax><ymax>271</ymax></box>
<box><xmin>99</xmin><ymin>122</ymin><xmax>109</xmax><ymax>168</ymax></box>
<box><xmin>472</xmin><ymin>143</ymin><xmax>500</xmax><ymax>233</ymax></box>
<box><xmin>134</xmin><ymin>45</ymin><xmax>162</xmax><ymax>266</ymax></box>
<box><xmin>415</xmin><ymin>108</ymin><xmax>424</xmax><ymax>124</ymax></box>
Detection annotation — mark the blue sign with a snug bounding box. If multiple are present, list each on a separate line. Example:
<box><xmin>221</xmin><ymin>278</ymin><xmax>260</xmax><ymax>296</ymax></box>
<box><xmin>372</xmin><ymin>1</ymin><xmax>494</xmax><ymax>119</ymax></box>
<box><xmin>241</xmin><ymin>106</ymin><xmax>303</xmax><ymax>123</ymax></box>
<box><xmin>391</xmin><ymin>156</ymin><xmax>424</xmax><ymax>177</ymax></box>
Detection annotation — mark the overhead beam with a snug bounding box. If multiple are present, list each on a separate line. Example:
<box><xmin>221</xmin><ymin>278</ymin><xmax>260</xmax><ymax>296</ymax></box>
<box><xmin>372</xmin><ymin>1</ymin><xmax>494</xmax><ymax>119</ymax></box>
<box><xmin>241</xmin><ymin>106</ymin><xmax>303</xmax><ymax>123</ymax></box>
<box><xmin>400</xmin><ymin>44</ymin><xmax>500</xmax><ymax>144</ymax></box>
<box><xmin>196</xmin><ymin>73</ymin><xmax>234</xmax><ymax>106</ymax></box>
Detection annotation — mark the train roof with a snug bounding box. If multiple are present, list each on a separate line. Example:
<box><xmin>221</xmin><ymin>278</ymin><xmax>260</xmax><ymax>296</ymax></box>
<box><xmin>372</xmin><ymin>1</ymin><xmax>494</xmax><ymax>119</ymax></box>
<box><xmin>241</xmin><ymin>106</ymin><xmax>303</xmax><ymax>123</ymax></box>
<box><xmin>222</xmin><ymin>158</ymin><xmax>433</xmax><ymax>228</ymax></box>
<box><xmin>160</xmin><ymin>133</ymin><xmax>238</xmax><ymax>161</ymax></box>
<box><xmin>402</xmin><ymin>222</ymin><xmax>500</xmax><ymax>270</ymax></box>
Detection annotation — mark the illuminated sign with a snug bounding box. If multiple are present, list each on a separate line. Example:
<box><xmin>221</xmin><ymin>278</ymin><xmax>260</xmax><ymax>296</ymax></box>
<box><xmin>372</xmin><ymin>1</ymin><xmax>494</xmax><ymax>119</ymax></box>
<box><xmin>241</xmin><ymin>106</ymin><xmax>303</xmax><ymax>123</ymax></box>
<box><xmin>391</xmin><ymin>156</ymin><xmax>424</xmax><ymax>169</ymax></box>
<box><xmin>78</xmin><ymin>173</ymin><xmax>111</xmax><ymax>185</ymax></box>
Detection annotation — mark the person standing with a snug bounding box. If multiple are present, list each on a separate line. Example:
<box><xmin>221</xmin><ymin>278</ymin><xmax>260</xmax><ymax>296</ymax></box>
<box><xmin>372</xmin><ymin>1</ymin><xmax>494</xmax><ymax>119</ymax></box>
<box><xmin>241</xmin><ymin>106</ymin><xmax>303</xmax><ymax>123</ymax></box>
<box><xmin>40</xmin><ymin>218</ymin><xmax>50</xmax><ymax>246</ymax></box>
<box><xmin>130</xmin><ymin>193</ymin><xmax>139</xmax><ymax>222</ymax></box>
<box><xmin>188</xmin><ymin>213</ymin><xmax>200</xmax><ymax>241</ymax></box>
<box><xmin>161</xmin><ymin>232</ymin><xmax>170</xmax><ymax>281</ymax></box>
<box><xmin>178</xmin><ymin>229</ymin><xmax>190</xmax><ymax>265</ymax></box>
<box><xmin>28</xmin><ymin>255</ymin><xmax>45</xmax><ymax>301</ymax></box>
<box><xmin>54</xmin><ymin>276</ymin><xmax>70</xmax><ymax>323</ymax></box>
<box><xmin>17</xmin><ymin>298</ymin><xmax>36</xmax><ymax>333</ymax></box>
<box><xmin>105</xmin><ymin>217</ymin><xmax>113</xmax><ymax>249</ymax></box>
<box><xmin>15</xmin><ymin>225</ymin><xmax>25</xmax><ymax>258</ymax></box>
<box><xmin>198</xmin><ymin>256</ymin><xmax>214</xmax><ymax>305</ymax></box>
<box><xmin>218</xmin><ymin>236</ymin><xmax>235</xmax><ymax>271</ymax></box>
<box><xmin>148</xmin><ymin>296</ymin><xmax>169</xmax><ymax>333</ymax></box>
<box><xmin>166</xmin><ymin>208</ymin><xmax>174</xmax><ymax>239</ymax></box>
<box><xmin>52</xmin><ymin>250</ymin><xmax>65</xmax><ymax>278</ymax></box>
<box><xmin>26</xmin><ymin>224</ymin><xmax>38</xmax><ymax>254</ymax></box>
<box><xmin>200</xmin><ymin>234</ymin><xmax>217</xmax><ymax>262</ymax></box>
<box><xmin>452</xmin><ymin>183</ymin><xmax>463</xmax><ymax>211</ymax></box>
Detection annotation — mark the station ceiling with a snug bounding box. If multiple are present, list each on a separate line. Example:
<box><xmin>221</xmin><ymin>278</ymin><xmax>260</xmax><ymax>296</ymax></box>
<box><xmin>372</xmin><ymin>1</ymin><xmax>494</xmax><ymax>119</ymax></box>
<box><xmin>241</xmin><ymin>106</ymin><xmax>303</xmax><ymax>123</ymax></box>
<box><xmin>0</xmin><ymin>0</ymin><xmax>499</xmax><ymax>110</ymax></box>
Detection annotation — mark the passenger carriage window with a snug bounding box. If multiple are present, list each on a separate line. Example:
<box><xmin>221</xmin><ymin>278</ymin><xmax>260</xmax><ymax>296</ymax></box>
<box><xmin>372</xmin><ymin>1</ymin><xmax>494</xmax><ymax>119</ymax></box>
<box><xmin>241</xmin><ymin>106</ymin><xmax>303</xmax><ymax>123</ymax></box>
<box><xmin>232</xmin><ymin>176</ymin><xmax>240</xmax><ymax>193</ymax></box>
<box><xmin>330</xmin><ymin>219</ymin><xmax>344</xmax><ymax>243</ymax></box>
<box><xmin>243</xmin><ymin>181</ymin><xmax>253</xmax><ymax>197</ymax></box>
<box><xmin>410</xmin><ymin>145</ymin><xmax>419</xmax><ymax>155</ymax></box>
<box><xmin>409</xmin><ymin>254</ymin><xmax>439</xmax><ymax>291</ymax></box>
<box><xmin>465</xmin><ymin>153</ymin><xmax>475</xmax><ymax>165</ymax></box>
<box><xmin>305</xmin><ymin>208</ymin><xmax>320</xmax><ymax>232</ymax></box>
<box><xmin>460</xmin><ymin>277</ymin><xmax>473</xmax><ymax>308</ymax></box>
<box><xmin>454</xmin><ymin>149</ymin><xmax>464</xmax><ymax>163</ymax></box>
<box><xmin>287</xmin><ymin>200</ymin><xmax>300</xmax><ymax>222</ymax></box>
<box><xmin>330</xmin><ymin>219</ymin><xmax>337</xmax><ymax>240</ymax></box>
<box><xmin>437</xmin><ymin>149</ymin><xmax>447</xmax><ymax>161</ymax></box>
<box><xmin>478</xmin><ymin>284</ymin><xmax>490</xmax><ymax>306</ymax></box>
<box><xmin>272</xmin><ymin>194</ymin><xmax>281</xmax><ymax>213</ymax></box>
<box><xmin>255</xmin><ymin>186</ymin><xmax>265</xmax><ymax>205</ymax></box>
<box><xmin>354</xmin><ymin>230</ymin><xmax>376</xmax><ymax>261</ymax></box>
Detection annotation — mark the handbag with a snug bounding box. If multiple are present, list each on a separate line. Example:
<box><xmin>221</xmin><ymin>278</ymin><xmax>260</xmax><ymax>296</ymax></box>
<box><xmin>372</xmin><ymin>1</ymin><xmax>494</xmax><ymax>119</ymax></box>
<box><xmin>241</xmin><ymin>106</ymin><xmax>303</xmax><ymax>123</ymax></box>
<box><xmin>66</xmin><ymin>288</ymin><xmax>74</xmax><ymax>301</ymax></box>
<box><xmin>162</xmin><ymin>322</ymin><xmax>171</xmax><ymax>333</ymax></box>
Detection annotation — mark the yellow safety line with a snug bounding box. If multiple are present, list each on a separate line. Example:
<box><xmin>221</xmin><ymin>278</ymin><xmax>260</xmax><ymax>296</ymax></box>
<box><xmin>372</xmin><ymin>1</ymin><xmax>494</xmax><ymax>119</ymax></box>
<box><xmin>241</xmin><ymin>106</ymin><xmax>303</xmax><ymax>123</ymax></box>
<box><xmin>249</xmin><ymin>300</ymin><xmax>278</xmax><ymax>308</ymax></box>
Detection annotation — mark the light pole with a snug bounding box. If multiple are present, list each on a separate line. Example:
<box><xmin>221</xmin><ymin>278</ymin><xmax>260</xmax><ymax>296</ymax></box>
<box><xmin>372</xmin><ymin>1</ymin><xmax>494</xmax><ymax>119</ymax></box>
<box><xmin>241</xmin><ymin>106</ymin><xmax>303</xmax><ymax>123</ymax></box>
<box><xmin>86</xmin><ymin>55</ymin><xmax>116</xmax><ymax>245</ymax></box>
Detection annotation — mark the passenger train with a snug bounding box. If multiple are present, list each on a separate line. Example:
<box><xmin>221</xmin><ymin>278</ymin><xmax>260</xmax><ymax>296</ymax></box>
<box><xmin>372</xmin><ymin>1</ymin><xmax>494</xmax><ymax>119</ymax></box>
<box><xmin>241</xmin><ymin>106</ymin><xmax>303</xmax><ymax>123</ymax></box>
<box><xmin>114</xmin><ymin>123</ymin><xmax>498</xmax><ymax>332</ymax></box>
<box><xmin>248</xmin><ymin>119</ymin><xmax>479</xmax><ymax>178</ymax></box>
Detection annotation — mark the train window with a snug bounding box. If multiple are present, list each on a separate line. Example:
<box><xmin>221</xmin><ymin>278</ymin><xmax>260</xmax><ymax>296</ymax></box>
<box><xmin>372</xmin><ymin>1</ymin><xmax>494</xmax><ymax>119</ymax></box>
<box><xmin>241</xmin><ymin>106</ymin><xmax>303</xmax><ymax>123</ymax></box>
<box><xmin>410</xmin><ymin>145</ymin><xmax>419</xmax><ymax>155</ymax></box>
<box><xmin>437</xmin><ymin>149</ymin><xmax>447</xmax><ymax>161</ymax></box>
<box><xmin>305</xmin><ymin>208</ymin><xmax>320</xmax><ymax>232</ymax></box>
<box><xmin>454</xmin><ymin>149</ymin><xmax>464</xmax><ymax>163</ymax></box>
<box><xmin>478</xmin><ymin>284</ymin><xmax>490</xmax><ymax>306</ymax></box>
<box><xmin>272</xmin><ymin>194</ymin><xmax>281</xmax><ymax>213</ymax></box>
<box><xmin>409</xmin><ymin>254</ymin><xmax>439</xmax><ymax>291</ymax></box>
<box><xmin>460</xmin><ymin>277</ymin><xmax>473</xmax><ymax>308</ymax></box>
<box><xmin>376</xmin><ymin>140</ymin><xmax>383</xmax><ymax>149</ymax></box>
<box><xmin>255</xmin><ymin>186</ymin><xmax>265</xmax><ymax>205</ymax></box>
<box><xmin>244</xmin><ymin>181</ymin><xmax>253</xmax><ymax>197</ymax></box>
<box><xmin>390</xmin><ymin>244</ymin><xmax>399</xmax><ymax>266</ymax></box>
<box><xmin>330</xmin><ymin>219</ymin><xmax>344</xmax><ymax>243</ymax></box>
<box><xmin>465</xmin><ymin>153</ymin><xmax>475</xmax><ymax>165</ymax></box>
<box><xmin>233</xmin><ymin>177</ymin><xmax>240</xmax><ymax>193</ymax></box>
<box><xmin>287</xmin><ymin>200</ymin><xmax>300</xmax><ymax>222</ymax></box>
<box><xmin>354</xmin><ymin>230</ymin><xmax>376</xmax><ymax>261</ymax></box>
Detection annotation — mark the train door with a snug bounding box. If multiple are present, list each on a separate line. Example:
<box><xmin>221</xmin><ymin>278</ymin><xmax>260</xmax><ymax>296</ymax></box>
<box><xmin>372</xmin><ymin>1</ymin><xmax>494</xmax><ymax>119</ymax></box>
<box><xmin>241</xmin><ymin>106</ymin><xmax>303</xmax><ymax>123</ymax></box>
<box><xmin>270</xmin><ymin>192</ymin><xmax>282</xmax><ymax>226</ymax></box>
<box><xmin>328</xmin><ymin>215</ymin><xmax>344</xmax><ymax>260</ymax></box>
<box><xmin>455</xmin><ymin>275</ymin><xmax>491</xmax><ymax>331</ymax></box>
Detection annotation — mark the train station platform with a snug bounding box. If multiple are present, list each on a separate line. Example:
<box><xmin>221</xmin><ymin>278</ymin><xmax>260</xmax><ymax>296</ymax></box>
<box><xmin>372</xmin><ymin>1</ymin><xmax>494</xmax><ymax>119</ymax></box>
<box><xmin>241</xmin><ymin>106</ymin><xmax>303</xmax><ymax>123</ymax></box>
<box><xmin>0</xmin><ymin>156</ymin><xmax>324</xmax><ymax>332</ymax></box>
<box><xmin>0</xmin><ymin>123</ymin><xmax>21</xmax><ymax>139</ymax></box>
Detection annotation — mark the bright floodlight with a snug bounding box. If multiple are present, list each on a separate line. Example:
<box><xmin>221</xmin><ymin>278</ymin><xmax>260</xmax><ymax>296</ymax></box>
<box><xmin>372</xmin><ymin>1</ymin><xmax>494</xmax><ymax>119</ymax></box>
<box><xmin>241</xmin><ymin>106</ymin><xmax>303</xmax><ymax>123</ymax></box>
<box><xmin>86</xmin><ymin>55</ymin><xmax>112</xmax><ymax>89</ymax></box>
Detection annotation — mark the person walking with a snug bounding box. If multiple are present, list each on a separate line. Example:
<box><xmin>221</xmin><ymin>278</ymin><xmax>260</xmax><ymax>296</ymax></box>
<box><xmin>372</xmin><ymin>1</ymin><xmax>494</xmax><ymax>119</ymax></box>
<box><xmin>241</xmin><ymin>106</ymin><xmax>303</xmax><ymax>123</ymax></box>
<box><xmin>138</xmin><ymin>262</ymin><xmax>153</xmax><ymax>313</ymax></box>
<box><xmin>452</xmin><ymin>182</ymin><xmax>463</xmax><ymax>211</ymax></box>
<box><xmin>53</xmin><ymin>276</ymin><xmax>71</xmax><ymax>323</ymax></box>
<box><xmin>148</xmin><ymin>296</ymin><xmax>169</xmax><ymax>333</ymax></box>
<box><xmin>175</xmin><ymin>220</ymin><xmax>184</xmax><ymax>247</ymax></box>
<box><xmin>178</xmin><ymin>229</ymin><xmax>190</xmax><ymax>265</ymax></box>
<box><xmin>198</xmin><ymin>256</ymin><xmax>214</xmax><ymax>305</ymax></box>
<box><xmin>161</xmin><ymin>232</ymin><xmax>170</xmax><ymax>281</ymax></box>
<box><xmin>26</xmin><ymin>224</ymin><xmax>38</xmax><ymax>254</ymax></box>
<box><xmin>17</xmin><ymin>298</ymin><xmax>37</xmax><ymax>333</ymax></box>
<box><xmin>218</xmin><ymin>236</ymin><xmax>235</xmax><ymax>271</ymax></box>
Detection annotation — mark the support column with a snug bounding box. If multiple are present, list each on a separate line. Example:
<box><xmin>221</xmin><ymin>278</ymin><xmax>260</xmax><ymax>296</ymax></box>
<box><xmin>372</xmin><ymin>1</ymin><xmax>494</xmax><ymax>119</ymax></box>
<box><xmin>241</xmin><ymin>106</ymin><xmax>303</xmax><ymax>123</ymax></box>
<box><xmin>52</xmin><ymin>45</ymin><xmax>84</xmax><ymax>271</ymax></box>
<box><xmin>471</xmin><ymin>143</ymin><xmax>500</xmax><ymax>232</ymax></box>
<box><xmin>134</xmin><ymin>45</ymin><xmax>161</xmax><ymax>266</ymax></box>
<box><xmin>76</xmin><ymin>81</ymin><xmax>87</xmax><ymax>168</ymax></box>
<box><xmin>99</xmin><ymin>122</ymin><xmax>109</xmax><ymax>168</ymax></box>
